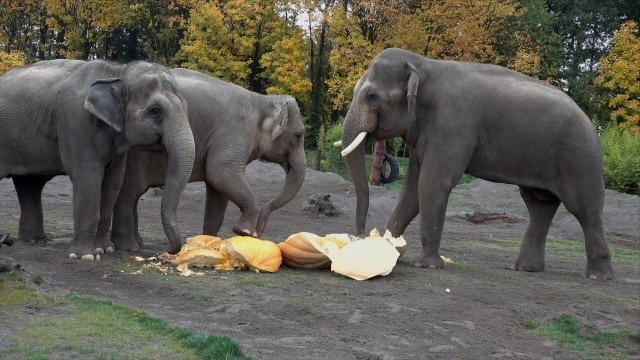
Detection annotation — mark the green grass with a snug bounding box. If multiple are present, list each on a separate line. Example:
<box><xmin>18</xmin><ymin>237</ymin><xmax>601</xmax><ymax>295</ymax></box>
<box><xmin>525</xmin><ymin>314</ymin><xmax>640</xmax><ymax>359</ymax></box>
<box><xmin>0</xmin><ymin>272</ymin><xmax>252</xmax><ymax>360</ymax></box>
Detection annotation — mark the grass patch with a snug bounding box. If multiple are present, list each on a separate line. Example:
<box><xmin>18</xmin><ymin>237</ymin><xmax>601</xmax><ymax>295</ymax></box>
<box><xmin>0</xmin><ymin>272</ymin><xmax>251</xmax><ymax>360</ymax></box>
<box><xmin>525</xmin><ymin>314</ymin><xmax>640</xmax><ymax>359</ymax></box>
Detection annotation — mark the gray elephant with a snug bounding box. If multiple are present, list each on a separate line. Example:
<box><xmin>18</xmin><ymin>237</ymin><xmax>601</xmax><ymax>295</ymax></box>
<box><xmin>340</xmin><ymin>48</ymin><xmax>613</xmax><ymax>279</ymax></box>
<box><xmin>107</xmin><ymin>68</ymin><xmax>306</xmax><ymax>251</ymax></box>
<box><xmin>0</xmin><ymin>60</ymin><xmax>195</xmax><ymax>260</ymax></box>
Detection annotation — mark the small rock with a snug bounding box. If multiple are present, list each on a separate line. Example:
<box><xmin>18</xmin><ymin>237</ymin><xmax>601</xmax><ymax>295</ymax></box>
<box><xmin>0</xmin><ymin>256</ymin><xmax>19</xmax><ymax>272</ymax></box>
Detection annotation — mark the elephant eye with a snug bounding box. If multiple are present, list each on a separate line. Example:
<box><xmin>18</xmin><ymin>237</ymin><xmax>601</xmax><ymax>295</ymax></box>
<box><xmin>147</xmin><ymin>105</ymin><xmax>162</xmax><ymax>120</ymax></box>
<box><xmin>293</xmin><ymin>131</ymin><xmax>303</xmax><ymax>144</ymax></box>
<box><xmin>366</xmin><ymin>92</ymin><xmax>379</xmax><ymax>107</ymax></box>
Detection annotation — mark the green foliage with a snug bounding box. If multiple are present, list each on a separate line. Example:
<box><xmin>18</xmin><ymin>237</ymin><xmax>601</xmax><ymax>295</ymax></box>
<box><xmin>0</xmin><ymin>51</ymin><xmax>25</xmax><ymax>75</ymax></box>
<box><xmin>600</xmin><ymin>126</ymin><xmax>640</xmax><ymax>194</ymax></box>
<box><xmin>318</xmin><ymin>122</ymin><xmax>343</xmax><ymax>151</ymax></box>
<box><xmin>595</xmin><ymin>21</ymin><xmax>640</xmax><ymax>133</ymax></box>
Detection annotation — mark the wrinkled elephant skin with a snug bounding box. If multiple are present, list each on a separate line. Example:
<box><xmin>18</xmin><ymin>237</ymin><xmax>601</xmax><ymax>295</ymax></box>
<box><xmin>341</xmin><ymin>48</ymin><xmax>613</xmax><ymax>280</ymax></box>
<box><xmin>0</xmin><ymin>60</ymin><xmax>195</xmax><ymax>260</ymax></box>
<box><xmin>109</xmin><ymin>69</ymin><xmax>306</xmax><ymax>251</ymax></box>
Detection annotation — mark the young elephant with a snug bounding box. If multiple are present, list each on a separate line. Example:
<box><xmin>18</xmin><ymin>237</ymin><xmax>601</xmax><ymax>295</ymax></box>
<box><xmin>341</xmin><ymin>48</ymin><xmax>613</xmax><ymax>279</ymax></box>
<box><xmin>108</xmin><ymin>69</ymin><xmax>306</xmax><ymax>251</ymax></box>
<box><xmin>0</xmin><ymin>60</ymin><xmax>195</xmax><ymax>260</ymax></box>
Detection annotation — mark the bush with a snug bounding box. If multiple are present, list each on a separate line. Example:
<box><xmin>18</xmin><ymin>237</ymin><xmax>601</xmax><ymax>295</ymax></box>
<box><xmin>600</xmin><ymin>126</ymin><xmax>640</xmax><ymax>195</ymax></box>
<box><xmin>318</xmin><ymin>122</ymin><xmax>343</xmax><ymax>151</ymax></box>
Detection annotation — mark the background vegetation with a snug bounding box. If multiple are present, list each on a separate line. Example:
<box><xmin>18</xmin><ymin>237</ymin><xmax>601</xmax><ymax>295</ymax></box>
<box><xmin>0</xmin><ymin>0</ymin><xmax>638</xmax><ymax>193</ymax></box>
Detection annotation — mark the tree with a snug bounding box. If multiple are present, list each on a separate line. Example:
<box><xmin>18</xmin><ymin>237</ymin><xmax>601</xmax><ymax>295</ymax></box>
<box><xmin>261</xmin><ymin>33</ymin><xmax>312</xmax><ymax>104</ymax></box>
<box><xmin>595</xmin><ymin>21</ymin><xmax>640</xmax><ymax>133</ymax></box>
<box><xmin>176</xmin><ymin>0</ymin><xmax>288</xmax><ymax>92</ymax></box>
<box><xmin>0</xmin><ymin>50</ymin><xmax>24</xmax><ymax>74</ymax></box>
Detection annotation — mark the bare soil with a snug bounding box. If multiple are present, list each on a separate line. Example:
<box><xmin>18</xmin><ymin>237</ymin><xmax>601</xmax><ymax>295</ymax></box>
<box><xmin>1</xmin><ymin>161</ymin><xmax>639</xmax><ymax>359</ymax></box>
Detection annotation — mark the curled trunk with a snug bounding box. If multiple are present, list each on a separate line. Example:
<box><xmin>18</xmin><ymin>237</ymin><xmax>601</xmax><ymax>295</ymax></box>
<box><xmin>256</xmin><ymin>149</ymin><xmax>307</xmax><ymax>237</ymax></box>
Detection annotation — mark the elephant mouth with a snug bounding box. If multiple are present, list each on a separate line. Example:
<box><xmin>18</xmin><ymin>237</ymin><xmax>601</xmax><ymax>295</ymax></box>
<box><xmin>341</xmin><ymin>132</ymin><xmax>368</xmax><ymax>157</ymax></box>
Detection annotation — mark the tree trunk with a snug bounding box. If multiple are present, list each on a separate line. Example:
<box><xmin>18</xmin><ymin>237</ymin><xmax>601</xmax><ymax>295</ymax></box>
<box><xmin>369</xmin><ymin>140</ymin><xmax>385</xmax><ymax>186</ymax></box>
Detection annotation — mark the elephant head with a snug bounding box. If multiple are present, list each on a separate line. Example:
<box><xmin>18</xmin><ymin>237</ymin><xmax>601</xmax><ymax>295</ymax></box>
<box><xmin>84</xmin><ymin>63</ymin><xmax>195</xmax><ymax>254</ymax></box>
<box><xmin>255</xmin><ymin>96</ymin><xmax>306</xmax><ymax>237</ymax></box>
<box><xmin>341</xmin><ymin>49</ymin><xmax>421</xmax><ymax>234</ymax></box>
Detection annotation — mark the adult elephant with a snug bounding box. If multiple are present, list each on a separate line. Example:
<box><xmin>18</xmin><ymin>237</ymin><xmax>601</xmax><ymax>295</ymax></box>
<box><xmin>108</xmin><ymin>69</ymin><xmax>306</xmax><ymax>251</ymax></box>
<box><xmin>340</xmin><ymin>48</ymin><xmax>613</xmax><ymax>280</ymax></box>
<box><xmin>0</xmin><ymin>60</ymin><xmax>195</xmax><ymax>260</ymax></box>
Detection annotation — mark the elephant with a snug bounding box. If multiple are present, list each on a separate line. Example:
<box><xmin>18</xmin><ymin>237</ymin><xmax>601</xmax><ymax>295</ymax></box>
<box><xmin>340</xmin><ymin>48</ymin><xmax>613</xmax><ymax>280</ymax></box>
<box><xmin>0</xmin><ymin>59</ymin><xmax>195</xmax><ymax>260</ymax></box>
<box><xmin>106</xmin><ymin>68</ymin><xmax>306</xmax><ymax>251</ymax></box>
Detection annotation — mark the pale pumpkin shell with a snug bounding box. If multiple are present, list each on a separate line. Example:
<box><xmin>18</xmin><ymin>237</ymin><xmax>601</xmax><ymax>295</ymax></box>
<box><xmin>329</xmin><ymin>237</ymin><xmax>400</xmax><ymax>281</ymax></box>
<box><xmin>170</xmin><ymin>248</ymin><xmax>226</xmax><ymax>268</ymax></box>
<box><xmin>226</xmin><ymin>236</ymin><xmax>282</xmax><ymax>273</ymax></box>
<box><xmin>278</xmin><ymin>232</ymin><xmax>332</xmax><ymax>269</ymax></box>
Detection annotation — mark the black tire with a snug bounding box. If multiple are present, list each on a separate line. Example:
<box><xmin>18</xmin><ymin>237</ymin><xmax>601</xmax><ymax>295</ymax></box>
<box><xmin>380</xmin><ymin>154</ymin><xmax>399</xmax><ymax>184</ymax></box>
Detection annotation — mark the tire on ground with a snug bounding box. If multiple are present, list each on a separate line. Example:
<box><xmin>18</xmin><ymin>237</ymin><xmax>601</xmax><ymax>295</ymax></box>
<box><xmin>380</xmin><ymin>154</ymin><xmax>399</xmax><ymax>184</ymax></box>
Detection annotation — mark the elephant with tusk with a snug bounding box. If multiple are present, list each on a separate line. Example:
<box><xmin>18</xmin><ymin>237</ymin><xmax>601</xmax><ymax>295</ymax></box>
<box><xmin>341</xmin><ymin>48</ymin><xmax>613</xmax><ymax>280</ymax></box>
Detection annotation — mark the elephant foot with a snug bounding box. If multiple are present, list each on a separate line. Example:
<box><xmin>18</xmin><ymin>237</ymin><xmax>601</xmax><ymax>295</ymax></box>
<box><xmin>586</xmin><ymin>258</ymin><xmax>614</xmax><ymax>280</ymax></box>
<box><xmin>113</xmin><ymin>236</ymin><xmax>141</xmax><ymax>252</ymax></box>
<box><xmin>413</xmin><ymin>251</ymin><xmax>445</xmax><ymax>269</ymax></box>
<box><xmin>232</xmin><ymin>224</ymin><xmax>257</xmax><ymax>238</ymax></box>
<box><xmin>93</xmin><ymin>238</ymin><xmax>114</xmax><ymax>254</ymax></box>
<box><xmin>512</xmin><ymin>256</ymin><xmax>545</xmax><ymax>272</ymax></box>
<box><xmin>68</xmin><ymin>241</ymin><xmax>101</xmax><ymax>261</ymax></box>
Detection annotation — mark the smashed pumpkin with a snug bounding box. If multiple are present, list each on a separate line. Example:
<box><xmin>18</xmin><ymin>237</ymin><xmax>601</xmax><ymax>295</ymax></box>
<box><xmin>277</xmin><ymin>232</ymin><xmax>353</xmax><ymax>269</ymax></box>
<box><xmin>326</xmin><ymin>237</ymin><xmax>400</xmax><ymax>281</ymax></box>
<box><xmin>226</xmin><ymin>236</ymin><xmax>282</xmax><ymax>273</ymax></box>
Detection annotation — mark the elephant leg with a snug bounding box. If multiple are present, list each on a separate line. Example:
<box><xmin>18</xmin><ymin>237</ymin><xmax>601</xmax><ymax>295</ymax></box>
<box><xmin>111</xmin><ymin>184</ymin><xmax>147</xmax><ymax>252</ymax></box>
<box><xmin>558</xmin><ymin>180</ymin><xmax>614</xmax><ymax>279</ymax></box>
<box><xmin>513</xmin><ymin>187</ymin><xmax>560</xmax><ymax>272</ymax></box>
<box><xmin>387</xmin><ymin>150</ymin><xmax>420</xmax><ymax>236</ymax></box>
<box><xmin>13</xmin><ymin>175</ymin><xmax>53</xmax><ymax>243</ymax></box>
<box><xmin>94</xmin><ymin>155</ymin><xmax>127</xmax><ymax>253</ymax></box>
<box><xmin>203</xmin><ymin>183</ymin><xmax>229</xmax><ymax>236</ymax></box>
<box><xmin>413</xmin><ymin>147</ymin><xmax>470</xmax><ymax>269</ymax></box>
<box><xmin>206</xmin><ymin>165</ymin><xmax>259</xmax><ymax>237</ymax></box>
<box><xmin>68</xmin><ymin>165</ymin><xmax>105</xmax><ymax>260</ymax></box>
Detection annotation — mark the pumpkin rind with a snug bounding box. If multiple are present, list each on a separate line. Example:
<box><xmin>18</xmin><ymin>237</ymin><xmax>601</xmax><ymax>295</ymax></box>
<box><xmin>278</xmin><ymin>232</ymin><xmax>332</xmax><ymax>269</ymax></box>
<box><xmin>226</xmin><ymin>236</ymin><xmax>282</xmax><ymax>273</ymax></box>
<box><xmin>330</xmin><ymin>237</ymin><xmax>400</xmax><ymax>280</ymax></box>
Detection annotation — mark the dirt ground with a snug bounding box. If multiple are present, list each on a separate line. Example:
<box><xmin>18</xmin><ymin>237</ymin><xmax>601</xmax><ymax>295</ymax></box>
<box><xmin>1</xmin><ymin>161</ymin><xmax>639</xmax><ymax>359</ymax></box>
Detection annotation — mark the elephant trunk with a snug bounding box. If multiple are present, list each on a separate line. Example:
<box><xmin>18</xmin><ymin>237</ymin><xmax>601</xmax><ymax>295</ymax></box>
<box><xmin>342</xmin><ymin>116</ymin><xmax>369</xmax><ymax>235</ymax></box>
<box><xmin>160</xmin><ymin>120</ymin><xmax>195</xmax><ymax>254</ymax></box>
<box><xmin>256</xmin><ymin>149</ymin><xmax>306</xmax><ymax>237</ymax></box>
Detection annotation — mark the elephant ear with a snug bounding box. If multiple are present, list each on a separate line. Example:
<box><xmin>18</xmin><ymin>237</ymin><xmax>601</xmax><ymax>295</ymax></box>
<box><xmin>84</xmin><ymin>78</ymin><xmax>125</xmax><ymax>132</ymax></box>
<box><xmin>267</xmin><ymin>102</ymin><xmax>289</xmax><ymax>141</ymax></box>
<box><xmin>405</xmin><ymin>62</ymin><xmax>420</xmax><ymax>148</ymax></box>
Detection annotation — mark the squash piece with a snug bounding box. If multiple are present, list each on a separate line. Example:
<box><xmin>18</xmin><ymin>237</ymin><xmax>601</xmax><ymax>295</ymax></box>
<box><xmin>277</xmin><ymin>232</ymin><xmax>354</xmax><ymax>269</ymax></box>
<box><xmin>226</xmin><ymin>236</ymin><xmax>282</xmax><ymax>273</ymax></box>
<box><xmin>170</xmin><ymin>248</ymin><xmax>227</xmax><ymax>268</ymax></box>
<box><xmin>366</xmin><ymin>229</ymin><xmax>407</xmax><ymax>257</ymax></box>
<box><xmin>329</xmin><ymin>237</ymin><xmax>400</xmax><ymax>281</ymax></box>
<box><xmin>278</xmin><ymin>232</ymin><xmax>332</xmax><ymax>269</ymax></box>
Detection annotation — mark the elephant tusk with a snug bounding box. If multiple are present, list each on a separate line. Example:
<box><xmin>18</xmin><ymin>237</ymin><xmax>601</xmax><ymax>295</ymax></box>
<box><xmin>341</xmin><ymin>132</ymin><xmax>367</xmax><ymax>157</ymax></box>
<box><xmin>333</xmin><ymin>140</ymin><xmax>342</xmax><ymax>147</ymax></box>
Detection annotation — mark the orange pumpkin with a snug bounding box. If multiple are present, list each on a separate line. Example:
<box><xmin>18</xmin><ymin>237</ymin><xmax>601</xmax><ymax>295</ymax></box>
<box><xmin>226</xmin><ymin>236</ymin><xmax>282</xmax><ymax>273</ymax></box>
